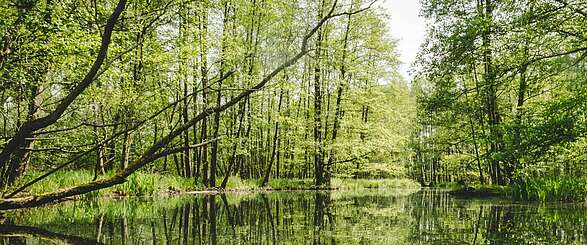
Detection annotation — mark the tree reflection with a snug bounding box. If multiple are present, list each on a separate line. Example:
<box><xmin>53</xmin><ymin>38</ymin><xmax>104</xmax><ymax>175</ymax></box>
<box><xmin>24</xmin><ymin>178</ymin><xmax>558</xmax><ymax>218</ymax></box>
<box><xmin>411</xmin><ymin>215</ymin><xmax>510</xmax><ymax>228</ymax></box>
<box><xmin>2</xmin><ymin>190</ymin><xmax>587</xmax><ymax>244</ymax></box>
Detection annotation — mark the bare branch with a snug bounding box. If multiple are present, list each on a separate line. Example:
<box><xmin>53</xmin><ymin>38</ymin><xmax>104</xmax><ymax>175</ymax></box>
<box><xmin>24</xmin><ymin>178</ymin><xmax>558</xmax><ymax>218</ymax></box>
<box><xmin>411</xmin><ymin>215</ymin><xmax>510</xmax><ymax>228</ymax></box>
<box><xmin>0</xmin><ymin>0</ymin><xmax>375</xmax><ymax>210</ymax></box>
<box><xmin>0</xmin><ymin>0</ymin><xmax>128</xmax><ymax>171</ymax></box>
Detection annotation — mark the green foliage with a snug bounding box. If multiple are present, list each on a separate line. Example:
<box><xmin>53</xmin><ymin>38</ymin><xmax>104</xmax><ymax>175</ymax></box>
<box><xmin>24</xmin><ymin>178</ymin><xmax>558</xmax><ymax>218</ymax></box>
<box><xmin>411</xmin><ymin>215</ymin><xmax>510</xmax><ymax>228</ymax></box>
<box><xmin>112</xmin><ymin>172</ymin><xmax>198</xmax><ymax>196</ymax></box>
<box><xmin>11</xmin><ymin>170</ymin><xmax>418</xmax><ymax>199</ymax></box>
<box><xmin>223</xmin><ymin>176</ymin><xmax>257</xmax><ymax>190</ymax></box>
<box><xmin>331</xmin><ymin>178</ymin><xmax>420</xmax><ymax>190</ymax></box>
<box><xmin>511</xmin><ymin>177</ymin><xmax>587</xmax><ymax>202</ymax></box>
<box><xmin>349</xmin><ymin>163</ymin><xmax>406</xmax><ymax>179</ymax></box>
<box><xmin>412</xmin><ymin>0</ymin><xmax>587</xmax><ymax>194</ymax></box>
<box><xmin>116</xmin><ymin>173</ymin><xmax>156</xmax><ymax>196</ymax></box>
<box><xmin>450</xmin><ymin>184</ymin><xmax>509</xmax><ymax>198</ymax></box>
<box><xmin>10</xmin><ymin>170</ymin><xmax>96</xmax><ymax>196</ymax></box>
<box><xmin>226</xmin><ymin>176</ymin><xmax>420</xmax><ymax>191</ymax></box>
<box><xmin>0</xmin><ymin>0</ymin><xmax>413</xmax><ymax>196</ymax></box>
<box><xmin>267</xmin><ymin>178</ymin><xmax>317</xmax><ymax>190</ymax></box>
<box><xmin>10</xmin><ymin>170</ymin><xmax>198</xmax><ymax>198</ymax></box>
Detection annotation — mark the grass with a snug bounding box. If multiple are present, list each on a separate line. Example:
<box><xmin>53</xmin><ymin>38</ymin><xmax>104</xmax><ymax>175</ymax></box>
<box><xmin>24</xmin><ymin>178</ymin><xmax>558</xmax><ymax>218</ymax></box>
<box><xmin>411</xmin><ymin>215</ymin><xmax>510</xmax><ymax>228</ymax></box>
<box><xmin>511</xmin><ymin>177</ymin><xmax>587</xmax><ymax>202</ymax></box>
<box><xmin>332</xmin><ymin>178</ymin><xmax>420</xmax><ymax>190</ymax></box>
<box><xmin>7</xmin><ymin>170</ymin><xmax>420</xmax><ymax>199</ymax></box>
<box><xmin>448</xmin><ymin>177</ymin><xmax>587</xmax><ymax>203</ymax></box>
<box><xmin>112</xmin><ymin>172</ymin><xmax>200</xmax><ymax>196</ymax></box>
<box><xmin>267</xmin><ymin>178</ymin><xmax>317</xmax><ymax>190</ymax></box>
<box><xmin>9</xmin><ymin>170</ymin><xmax>201</xmax><ymax>198</ymax></box>
<box><xmin>227</xmin><ymin>177</ymin><xmax>421</xmax><ymax>191</ymax></box>
<box><xmin>449</xmin><ymin>184</ymin><xmax>510</xmax><ymax>198</ymax></box>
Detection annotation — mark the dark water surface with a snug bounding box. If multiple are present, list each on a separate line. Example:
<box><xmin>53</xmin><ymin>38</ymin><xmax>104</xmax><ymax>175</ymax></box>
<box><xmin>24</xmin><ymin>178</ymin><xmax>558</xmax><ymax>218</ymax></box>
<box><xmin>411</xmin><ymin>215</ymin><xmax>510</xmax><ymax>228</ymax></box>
<box><xmin>1</xmin><ymin>188</ymin><xmax>586</xmax><ymax>244</ymax></box>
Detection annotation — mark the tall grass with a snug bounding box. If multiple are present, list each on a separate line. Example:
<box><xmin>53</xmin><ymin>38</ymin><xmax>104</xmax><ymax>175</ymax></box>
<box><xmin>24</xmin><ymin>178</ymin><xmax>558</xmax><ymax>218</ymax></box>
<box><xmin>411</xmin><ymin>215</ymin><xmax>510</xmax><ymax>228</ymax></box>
<box><xmin>11</xmin><ymin>170</ymin><xmax>96</xmax><ymax>196</ymax></box>
<box><xmin>223</xmin><ymin>177</ymin><xmax>420</xmax><ymax>191</ymax></box>
<box><xmin>10</xmin><ymin>170</ymin><xmax>199</xmax><ymax>197</ymax></box>
<box><xmin>112</xmin><ymin>172</ymin><xmax>199</xmax><ymax>196</ymax></box>
<box><xmin>332</xmin><ymin>178</ymin><xmax>420</xmax><ymax>190</ymax></box>
<box><xmin>10</xmin><ymin>170</ymin><xmax>419</xmax><ymax>198</ymax></box>
<box><xmin>223</xmin><ymin>176</ymin><xmax>257</xmax><ymax>190</ymax></box>
<box><xmin>511</xmin><ymin>177</ymin><xmax>587</xmax><ymax>202</ymax></box>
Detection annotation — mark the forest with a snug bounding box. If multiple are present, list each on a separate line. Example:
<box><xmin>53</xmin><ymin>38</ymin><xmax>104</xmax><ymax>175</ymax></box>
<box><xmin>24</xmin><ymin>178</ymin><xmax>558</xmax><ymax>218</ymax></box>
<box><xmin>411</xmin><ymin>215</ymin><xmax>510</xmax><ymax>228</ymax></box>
<box><xmin>0</xmin><ymin>0</ymin><xmax>585</xmax><ymax>219</ymax></box>
<box><xmin>0</xmin><ymin>0</ymin><xmax>419</xmax><ymax>210</ymax></box>
<box><xmin>412</xmin><ymin>0</ymin><xmax>587</xmax><ymax>202</ymax></box>
<box><xmin>1</xmin><ymin>0</ymin><xmax>587</xmax><ymax>243</ymax></box>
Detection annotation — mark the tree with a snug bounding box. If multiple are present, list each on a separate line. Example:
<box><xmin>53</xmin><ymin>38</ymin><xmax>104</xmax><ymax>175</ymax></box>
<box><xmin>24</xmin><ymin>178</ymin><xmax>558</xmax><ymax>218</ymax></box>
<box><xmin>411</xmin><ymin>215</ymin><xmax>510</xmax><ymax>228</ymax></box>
<box><xmin>0</xmin><ymin>0</ymin><xmax>383</xmax><ymax>210</ymax></box>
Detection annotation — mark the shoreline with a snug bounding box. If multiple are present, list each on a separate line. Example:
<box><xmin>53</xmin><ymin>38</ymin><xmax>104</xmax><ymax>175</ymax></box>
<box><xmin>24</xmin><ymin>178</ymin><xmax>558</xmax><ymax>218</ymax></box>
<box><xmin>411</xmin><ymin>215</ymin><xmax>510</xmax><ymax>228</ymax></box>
<box><xmin>7</xmin><ymin>171</ymin><xmax>420</xmax><ymax>200</ymax></box>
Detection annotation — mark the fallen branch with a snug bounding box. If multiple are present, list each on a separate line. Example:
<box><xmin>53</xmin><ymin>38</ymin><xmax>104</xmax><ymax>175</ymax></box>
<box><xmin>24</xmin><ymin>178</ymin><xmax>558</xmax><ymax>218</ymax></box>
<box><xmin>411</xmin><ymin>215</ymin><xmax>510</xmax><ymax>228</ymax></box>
<box><xmin>0</xmin><ymin>224</ymin><xmax>102</xmax><ymax>245</ymax></box>
<box><xmin>0</xmin><ymin>0</ymin><xmax>375</xmax><ymax>210</ymax></box>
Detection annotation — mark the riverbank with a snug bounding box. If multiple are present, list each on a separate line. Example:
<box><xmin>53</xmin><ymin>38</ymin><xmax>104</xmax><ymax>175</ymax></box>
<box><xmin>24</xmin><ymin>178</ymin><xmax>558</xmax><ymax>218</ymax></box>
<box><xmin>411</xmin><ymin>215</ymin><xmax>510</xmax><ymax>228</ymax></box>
<box><xmin>448</xmin><ymin>185</ymin><xmax>509</xmax><ymax>198</ymax></box>
<box><xmin>448</xmin><ymin>177</ymin><xmax>587</xmax><ymax>202</ymax></box>
<box><xmin>7</xmin><ymin>170</ymin><xmax>420</xmax><ymax>199</ymax></box>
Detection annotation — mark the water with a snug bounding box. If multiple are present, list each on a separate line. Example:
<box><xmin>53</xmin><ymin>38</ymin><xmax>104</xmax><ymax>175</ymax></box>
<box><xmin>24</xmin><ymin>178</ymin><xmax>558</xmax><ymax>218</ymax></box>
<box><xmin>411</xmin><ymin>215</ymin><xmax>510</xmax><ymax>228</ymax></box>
<box><xmin>1</xmin><ymin>188</ymin><xmax>586</xmax><ymax>244</ymax></box>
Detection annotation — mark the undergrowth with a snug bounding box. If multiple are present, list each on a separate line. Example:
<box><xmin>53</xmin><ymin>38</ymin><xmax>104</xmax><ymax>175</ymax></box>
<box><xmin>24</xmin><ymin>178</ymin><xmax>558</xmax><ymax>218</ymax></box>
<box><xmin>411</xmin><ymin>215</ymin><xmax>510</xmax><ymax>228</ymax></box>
<box><xmin>7</xmin><ymin>170</ymin><xmax>420</xmax><ymax>198</ymax></box>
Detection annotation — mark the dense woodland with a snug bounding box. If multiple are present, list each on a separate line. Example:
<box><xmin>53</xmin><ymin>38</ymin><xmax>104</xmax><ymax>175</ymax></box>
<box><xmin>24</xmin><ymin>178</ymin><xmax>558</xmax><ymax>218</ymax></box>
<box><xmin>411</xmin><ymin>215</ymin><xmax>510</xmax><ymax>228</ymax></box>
<box><xmin>0</xmin><ymin>0</ymin><xmax>417</xmax><ymax>208</ymax></box>
<box><xmin>0</xmin><ymin>0</ymin><xmax>586</xmax><ymax>210</ymax></box>
<box><xmin>412</xmin><ymin>0</ymin><xmax>587</xmax><ymax>192</ymax></box>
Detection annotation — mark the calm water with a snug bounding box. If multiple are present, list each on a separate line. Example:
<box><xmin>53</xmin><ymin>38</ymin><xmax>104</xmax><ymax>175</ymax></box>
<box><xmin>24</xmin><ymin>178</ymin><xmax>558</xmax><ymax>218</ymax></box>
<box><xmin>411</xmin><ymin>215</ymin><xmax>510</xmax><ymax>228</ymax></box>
<box><xmin>1</xmin><ymin>188</ymin><xmax>586</xmax><ymax>244</ymax></box>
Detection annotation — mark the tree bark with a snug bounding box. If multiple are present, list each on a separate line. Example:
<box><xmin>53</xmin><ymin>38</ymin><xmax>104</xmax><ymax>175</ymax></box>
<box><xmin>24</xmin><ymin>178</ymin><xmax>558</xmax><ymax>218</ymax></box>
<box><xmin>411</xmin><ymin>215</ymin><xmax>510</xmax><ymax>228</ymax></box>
<box><xmin>0</xmin><ymin>0</ymin><xmax>369</xmax><ymax>210</ymax></box>
<box><xmin>262</xmin><ymin>89</ymin><xmax>283</xmax><ymax>186</ymax></box>
<box><xmin>0</xmin><ymin>0</ymin><xmax>127</xmax><ymax>185</ymax></box>
<box><xmin>313</xmin><ymin>0</ymin><xmax>326</xmax><ymax>186</ymax></box>
<box><xmin>198</xmin><ymin>0</ymin><xmax>210</xmax><ymax>186</ymax></box>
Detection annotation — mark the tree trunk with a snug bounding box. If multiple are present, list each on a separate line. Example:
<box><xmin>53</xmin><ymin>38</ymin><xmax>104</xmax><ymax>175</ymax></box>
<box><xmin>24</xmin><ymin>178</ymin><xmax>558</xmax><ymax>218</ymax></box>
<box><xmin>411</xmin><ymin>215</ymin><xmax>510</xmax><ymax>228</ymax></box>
<box><xmin>326</xmin><ymin>12</ymin><xmax>352</xmax><ymax>183</ymax></box>
<box><xmin>0</xmin><ymin>0</ymin><xmax>127</xmax><ymax>185</ymax></box>
<box><xmin>0</xmin><ymin>1</ymin><xmax>358</xmax><ymax>209</ymax></box>
<box><xmin>198</xmin><ymin>0</ymin><xmax>210</xmax><ymax>186</ymax></box>
<box><xmin>313</xmin><ymin>0</ymin><xmax>326</xmax><ymax>186</ymax></box>
<box><xmin>481</xmin><ymin>0</ymin><xmax>504</xmax><ymax>185</ymax></box>
<box><xmin>262</xmin><ymin>89</ymin><xmax>283</xmax><ymax>186</ymax></box>
<box><xmin>221</xmin><ymin>99</ymin><xmax>246</xmax><ymax>189</ymax></box>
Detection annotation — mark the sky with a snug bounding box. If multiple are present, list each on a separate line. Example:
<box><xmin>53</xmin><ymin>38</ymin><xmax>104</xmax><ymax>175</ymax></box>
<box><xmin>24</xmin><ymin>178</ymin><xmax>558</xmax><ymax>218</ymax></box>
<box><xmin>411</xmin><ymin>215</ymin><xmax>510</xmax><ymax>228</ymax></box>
<box><xmin>381</xmin><ymin>0</ymin><xmax>427</xmax><ymax>81</ymax></box>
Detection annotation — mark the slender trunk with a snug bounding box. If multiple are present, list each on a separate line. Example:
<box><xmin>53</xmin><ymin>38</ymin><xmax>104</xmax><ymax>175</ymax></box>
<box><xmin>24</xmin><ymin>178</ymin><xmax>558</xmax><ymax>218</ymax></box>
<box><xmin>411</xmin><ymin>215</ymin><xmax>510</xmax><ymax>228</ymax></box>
<box><xmin>182</xmin><ymin>70</ymin><xmax>191</xmax><ymax>177</ymax></box>
<box><xmin>0</xmin><ymin>0</ymin><xmax>127</xmax><ymax>183</ymax></box>
<box><xmin>210</xmin><ymin>2</ymin><xmax>232</xmax><ymax>187</ymax></box>
<box><xmin>481</xmin><ymin>0</ymin><xmax>503</xmax><ymax>185</ymax></box>
<box><xmin>198</xmin><ymin>0</ymin><xmax>210</xmax><ymax>186</ymax></box>
<box><xmin>509</xmin><ymin>11</ymin><xmax>531</xmax><ymax>181</ymax></box>
<box><xmin>463</xmin><ymin>76</ymin><xmax>484</xmax><ymax>184</ymax></box>
<box><xmin>262</xmin><ymin>89</ymin><xmax>283</xmax><ymax>186</ymax></box>
<box><xmin>511</xmin><ymin>63</ymin><xmax>527</xmax><ymax>180</ymax></box>
<box><xmin>326</xmin><ymin>12</ymin><xmax>351</xmax><ymax>182</ymax></box>
<box><xmin>92</xmin><ymin>105</ymin><xmax>105</xmax><ymax>181</ymax></box>
<box><xmin>179</xmin><ymin>9</ymin><xmax>191</xmax><ymax>178</ymax></box>
<box><xmin>121</xmin><ymin>118</ymin><xmax>132</xmax><ymax>170</ymax></box>
<box><xmin>221</xmin><ymin>100</ymin><xmax>246</xmax><ymax>189</ymax></box>
<box><xmin>313</xmin><ymin>0</ymin><xmax>326</xmax><ymax>186</ymax></box>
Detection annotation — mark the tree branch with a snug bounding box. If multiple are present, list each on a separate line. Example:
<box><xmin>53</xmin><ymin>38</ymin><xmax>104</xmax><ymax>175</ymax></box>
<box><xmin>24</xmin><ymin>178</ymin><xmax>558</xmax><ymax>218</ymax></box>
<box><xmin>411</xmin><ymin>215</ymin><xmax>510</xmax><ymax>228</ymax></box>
<box><xmin>0</xmin><ymin>0</ymin><xmax>128</xmax><ymax>171</ymax></box>
<box><xmin>0</xmin><ymin>0</ymin><xmax>375</xmax><ymax>210</ymax></box>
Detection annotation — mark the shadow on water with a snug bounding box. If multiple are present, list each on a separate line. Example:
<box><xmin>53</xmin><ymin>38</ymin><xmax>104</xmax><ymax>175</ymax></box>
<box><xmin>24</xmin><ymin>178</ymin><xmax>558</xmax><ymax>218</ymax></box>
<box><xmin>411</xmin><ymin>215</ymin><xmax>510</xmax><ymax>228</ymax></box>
<box><xmin>1</xmin><ymin>189</ymin><xmax>586</xmax><ymax>244</ymax></box>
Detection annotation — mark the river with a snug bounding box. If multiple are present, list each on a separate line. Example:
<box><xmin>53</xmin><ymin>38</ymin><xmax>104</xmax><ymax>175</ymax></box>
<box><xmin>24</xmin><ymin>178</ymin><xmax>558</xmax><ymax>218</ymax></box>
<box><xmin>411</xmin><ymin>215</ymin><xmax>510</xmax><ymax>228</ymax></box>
<box><xmin>1</xmin><ymin>188</ymin><xmax>585</xmax><ymax>244</ymax></box>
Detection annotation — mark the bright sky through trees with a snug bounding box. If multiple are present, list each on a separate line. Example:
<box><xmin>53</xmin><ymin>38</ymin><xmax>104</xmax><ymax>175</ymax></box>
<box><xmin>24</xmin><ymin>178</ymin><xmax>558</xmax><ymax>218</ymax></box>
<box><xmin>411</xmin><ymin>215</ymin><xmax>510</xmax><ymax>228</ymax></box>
<box><xmin>383</xmin><ymin>0</ymin><xmax>426</xmax><ymax>80</ymax></box>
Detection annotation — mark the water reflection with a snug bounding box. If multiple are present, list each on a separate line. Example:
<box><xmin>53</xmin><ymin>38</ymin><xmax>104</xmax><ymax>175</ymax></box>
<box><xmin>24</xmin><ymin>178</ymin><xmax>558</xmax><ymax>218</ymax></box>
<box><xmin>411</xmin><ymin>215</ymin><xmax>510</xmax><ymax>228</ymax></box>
<box><xmin>1</xmin><ymin>189</ymin><xmax>586</xmax><ymax>244</ymax></box>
